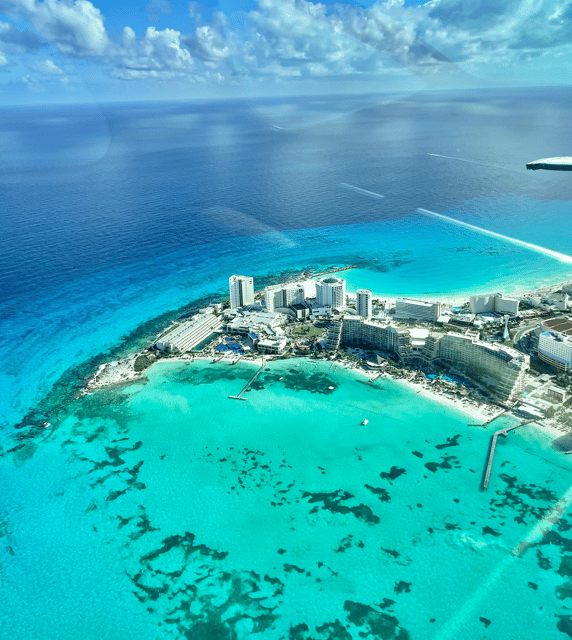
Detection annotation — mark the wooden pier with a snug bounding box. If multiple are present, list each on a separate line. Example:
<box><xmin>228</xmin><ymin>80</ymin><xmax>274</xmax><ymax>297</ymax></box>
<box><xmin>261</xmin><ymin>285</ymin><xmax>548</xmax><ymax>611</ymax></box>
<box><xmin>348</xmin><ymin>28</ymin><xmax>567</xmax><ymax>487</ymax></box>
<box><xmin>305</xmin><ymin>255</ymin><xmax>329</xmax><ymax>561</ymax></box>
<box><xmin>481</xmin><ymin>420</ymin><xmax>533</xmax><ymax>490</ymax></box>
<box><xmin>481</xmin><ymin>409</ymin><xmax>507</xmax><ymax>427</ymax></box>
<box><xmin>229</xmin><ymin>361</ymin><xmax>265</xmax><ymax>400</ymax></box>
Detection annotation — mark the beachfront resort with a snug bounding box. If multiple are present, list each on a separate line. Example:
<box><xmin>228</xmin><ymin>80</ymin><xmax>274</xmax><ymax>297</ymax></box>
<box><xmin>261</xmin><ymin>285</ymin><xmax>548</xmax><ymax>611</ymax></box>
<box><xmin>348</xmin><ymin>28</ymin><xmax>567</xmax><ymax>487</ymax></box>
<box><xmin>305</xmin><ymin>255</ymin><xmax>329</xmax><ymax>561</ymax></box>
<box><xmin>87</xmin><ymin>270</ymin><xmax>572</xmax><ymax>437</ymax></box>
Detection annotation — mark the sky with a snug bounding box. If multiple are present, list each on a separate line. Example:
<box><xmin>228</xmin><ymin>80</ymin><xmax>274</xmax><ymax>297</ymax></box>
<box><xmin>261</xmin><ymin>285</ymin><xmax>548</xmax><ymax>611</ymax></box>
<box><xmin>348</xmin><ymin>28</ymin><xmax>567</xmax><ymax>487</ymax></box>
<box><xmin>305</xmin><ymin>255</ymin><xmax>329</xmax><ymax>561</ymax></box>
<box><xmin>0</xmin><ymin>0</ymin><xmax>572</xmax><ymax>104</ymax></box>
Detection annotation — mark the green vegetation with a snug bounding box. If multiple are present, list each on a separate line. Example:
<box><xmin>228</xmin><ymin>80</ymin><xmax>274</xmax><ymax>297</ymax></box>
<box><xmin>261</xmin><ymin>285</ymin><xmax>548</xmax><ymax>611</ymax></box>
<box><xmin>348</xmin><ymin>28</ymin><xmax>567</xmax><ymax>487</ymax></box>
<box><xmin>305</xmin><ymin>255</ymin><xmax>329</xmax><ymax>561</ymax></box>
<box><xmin>292</xmin><ymin>325</ymin><xmax>324</xmax><ymax>339</ymax></box>
<box><xmin>134</xmin><ymin>355</ymin><xmax>153</xmax><ymax>372</ymax></box>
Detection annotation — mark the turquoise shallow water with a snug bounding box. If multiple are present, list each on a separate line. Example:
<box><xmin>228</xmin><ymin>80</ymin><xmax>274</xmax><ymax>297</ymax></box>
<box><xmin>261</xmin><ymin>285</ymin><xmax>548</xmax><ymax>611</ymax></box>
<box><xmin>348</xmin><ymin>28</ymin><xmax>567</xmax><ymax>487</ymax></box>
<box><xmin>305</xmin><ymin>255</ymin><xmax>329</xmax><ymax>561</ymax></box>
<box><xmin>3</xmin><ymin>358</ymin><xmax>572</xmax><ymax>638</ymax></box>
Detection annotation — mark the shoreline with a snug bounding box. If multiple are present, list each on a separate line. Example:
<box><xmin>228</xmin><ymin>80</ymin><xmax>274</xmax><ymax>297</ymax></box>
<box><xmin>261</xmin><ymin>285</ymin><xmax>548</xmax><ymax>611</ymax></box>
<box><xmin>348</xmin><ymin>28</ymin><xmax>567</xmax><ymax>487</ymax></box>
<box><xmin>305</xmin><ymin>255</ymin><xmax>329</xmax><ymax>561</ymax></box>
<box><xmin>336</xmin><ymin>360</ymin><xmax>503</xmax><ymax>424</ymax></box>
<box><xmin>81</xmin><ymin>350</ymin><xmax>572</xmax><ymax>453</ymax></box>
<box><xmin>19</xmin><ymin>264</ymin><xmax>572</xmax><ymax>446</ymax></box>
<box><xmin>85</xmin><ymin>353</ymin><xmax>528</xmax><ymax>432</ymax></box>
<box><xmin>345</xmin><ymin>276</ymin><xmax>572</xmax><ymax>306</ymax></box>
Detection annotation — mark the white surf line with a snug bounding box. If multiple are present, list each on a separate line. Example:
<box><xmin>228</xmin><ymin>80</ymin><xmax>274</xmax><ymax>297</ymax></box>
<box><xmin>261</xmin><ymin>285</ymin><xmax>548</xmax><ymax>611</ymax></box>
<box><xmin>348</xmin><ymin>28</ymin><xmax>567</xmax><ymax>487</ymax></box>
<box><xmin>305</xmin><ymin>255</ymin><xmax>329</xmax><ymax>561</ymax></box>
<box><xmin>418</xmin><ymin>208</ymin><xmax>572</xmax><ymax>265</ymax></box>
<box><xmin>428</xmin><ymin>153</ymin><xmax>523</xmax><ymax>173</ymax></box>
<box><xmin>340</xmin><ymin>183</ymin><xmax>385</xmax><ymax>199</ymax></box>
<box><xmin>434</xmin><ymin>486</ymin><xmax>572</xmax><ymax>640</ymax></box>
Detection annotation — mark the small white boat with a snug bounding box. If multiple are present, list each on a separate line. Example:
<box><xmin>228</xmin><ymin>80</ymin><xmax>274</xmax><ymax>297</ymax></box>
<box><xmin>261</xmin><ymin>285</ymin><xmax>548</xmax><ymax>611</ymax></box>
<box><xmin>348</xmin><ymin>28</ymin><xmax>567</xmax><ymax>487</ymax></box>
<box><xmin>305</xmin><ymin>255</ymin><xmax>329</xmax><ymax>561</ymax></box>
<box><xmin>361</xmin><ymin>419</ymin><xmax>369</xmax><ymax>425</ymax></box>
<box><xmin>279</xmin><ymin>376</ymin><xmax>284</xmax><ymax>380</ymax></box>
<box><xmin>328</xmin><ymin>386</ymin><xmax>334</xmax><ymax>390</ymax></box>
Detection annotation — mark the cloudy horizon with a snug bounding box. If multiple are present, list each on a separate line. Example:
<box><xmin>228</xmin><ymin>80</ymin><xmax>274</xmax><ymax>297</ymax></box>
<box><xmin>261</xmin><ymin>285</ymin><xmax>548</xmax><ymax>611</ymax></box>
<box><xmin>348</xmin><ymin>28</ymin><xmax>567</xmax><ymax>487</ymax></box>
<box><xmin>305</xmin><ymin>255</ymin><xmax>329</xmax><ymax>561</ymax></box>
<box><xmin>0</xmin><ymin>0</ymin><xmax>570</xmax><ymax>104</ymax></box>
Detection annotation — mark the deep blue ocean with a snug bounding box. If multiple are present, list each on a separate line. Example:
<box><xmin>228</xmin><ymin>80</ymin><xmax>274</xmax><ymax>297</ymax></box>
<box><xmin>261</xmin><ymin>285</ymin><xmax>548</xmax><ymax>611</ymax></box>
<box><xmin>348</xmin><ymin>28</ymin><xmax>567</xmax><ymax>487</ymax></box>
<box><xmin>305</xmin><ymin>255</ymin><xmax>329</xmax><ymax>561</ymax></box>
<box><xmin>4</xmin><ymin>86</ymin><xmax>572</xmax><ymax>430</ymax></box>
<box><xmin>3</xmin><ymin>86</ymin><xmax>572</xmax><ymax>638</ymax></box>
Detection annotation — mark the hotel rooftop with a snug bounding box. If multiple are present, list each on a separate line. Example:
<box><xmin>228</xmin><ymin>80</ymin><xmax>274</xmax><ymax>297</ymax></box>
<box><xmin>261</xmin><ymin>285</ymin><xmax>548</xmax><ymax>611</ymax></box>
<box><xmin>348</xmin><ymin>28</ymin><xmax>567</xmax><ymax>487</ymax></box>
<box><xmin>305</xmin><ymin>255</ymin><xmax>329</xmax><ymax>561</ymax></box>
<box><xmin>542</xmin><ymin>316</ymin><xmax>572</xmax><ymax>336</ymax></box>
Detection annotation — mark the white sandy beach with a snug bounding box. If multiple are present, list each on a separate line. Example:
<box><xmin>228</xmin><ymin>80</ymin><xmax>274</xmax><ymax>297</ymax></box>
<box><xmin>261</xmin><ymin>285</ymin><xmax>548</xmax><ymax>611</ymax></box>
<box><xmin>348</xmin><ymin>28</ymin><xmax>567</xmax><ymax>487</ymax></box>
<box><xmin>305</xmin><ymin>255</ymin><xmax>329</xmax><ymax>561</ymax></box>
<box><xmin>85</xmin><ymin>351</ymin><xmax>564</xmax><ymax>444</ymax></box>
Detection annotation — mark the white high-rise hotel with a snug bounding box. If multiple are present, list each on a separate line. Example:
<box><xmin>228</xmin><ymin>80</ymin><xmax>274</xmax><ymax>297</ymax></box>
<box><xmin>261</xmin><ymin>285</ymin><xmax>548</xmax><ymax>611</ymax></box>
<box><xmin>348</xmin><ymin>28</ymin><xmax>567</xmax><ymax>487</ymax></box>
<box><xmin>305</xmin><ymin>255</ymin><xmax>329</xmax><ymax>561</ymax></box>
<box><xmin>229</xmin><ymin>275</ymin><xmax>254</xmax><ymax>309</ymax></box>
<box><xmin>316</xmin><ymin>276</ymin><xmax>346</xmax><ymax>309</ymax></box>
<box><xmin>264</xmin><ymin>280</ymin><xmax>316</xmax><ymax>312</ymax></box>
<box><xmin>356</xmin><ymin>289</ymin><xmax>372</xmax><ymax>320</ymax></box>
<box><xmin>539</xmin><ymin>331</ymin><xmax>572</xmax><ymax>371</ymax></box>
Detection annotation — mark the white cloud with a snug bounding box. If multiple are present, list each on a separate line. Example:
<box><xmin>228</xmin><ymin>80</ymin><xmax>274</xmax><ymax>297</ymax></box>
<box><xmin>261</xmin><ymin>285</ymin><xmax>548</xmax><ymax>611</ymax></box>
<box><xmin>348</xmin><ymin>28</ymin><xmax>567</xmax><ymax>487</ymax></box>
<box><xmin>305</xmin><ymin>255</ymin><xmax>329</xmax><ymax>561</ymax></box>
<box><xmin>0</xmin><ymin>19</ymin><xmax>46</xmax><ymax>54</ymax></box>
<box><xmin>3</xmin><ymin>0</ymin><xmax>572</xmax><ymax>92</ymax></box>
<box><xmin>21</xmin><ymin>74</ymin><xmax>44</xmax><ymax>90</ymax></box>
<box><xmin>0</xmin><ymin>0</ymin><xmax>109</xmax><ymax>57</ymax></box>
<box><xmin>112</xmin><ymin>26</ymin><xmax>195</xmax><ymax>80</ymax></box>
<box><xmin>420</xmin><ymin>0</ymin><xmax>572</xmax><ymax>61</ymax></box>
<box><xmin>32</xmin><ymin>58</ymin><xmax>64</xmax><ymax>74</ymax></box>
<box><xmin>244</xmin><ymin>0</ymin><xmax>379</xmax><ymax>77</ymax></box>
<box><xmin>191</xmin><ymin>25</ymin><xmax>229</xmax><ymax>62</ymax></box>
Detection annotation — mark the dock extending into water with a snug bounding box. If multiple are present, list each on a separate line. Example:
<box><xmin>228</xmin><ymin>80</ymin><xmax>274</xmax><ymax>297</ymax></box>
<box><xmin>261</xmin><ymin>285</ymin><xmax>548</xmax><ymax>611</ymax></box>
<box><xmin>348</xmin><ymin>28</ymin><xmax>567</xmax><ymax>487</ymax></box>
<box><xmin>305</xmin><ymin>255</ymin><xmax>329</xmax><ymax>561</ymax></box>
<box><xmin>229</xmin><ymin>361</ymin><xmax>265</xmax><ymax>400</ymax></box>
<box><xmin>481</xmin><ymin>420</ymin><xmax>533</xmax><ymax>490</ymax></box>
<box><xmin>481</xmin><ymin>409</ymin><xmax>507</xmax><ymax>427</ymax></box>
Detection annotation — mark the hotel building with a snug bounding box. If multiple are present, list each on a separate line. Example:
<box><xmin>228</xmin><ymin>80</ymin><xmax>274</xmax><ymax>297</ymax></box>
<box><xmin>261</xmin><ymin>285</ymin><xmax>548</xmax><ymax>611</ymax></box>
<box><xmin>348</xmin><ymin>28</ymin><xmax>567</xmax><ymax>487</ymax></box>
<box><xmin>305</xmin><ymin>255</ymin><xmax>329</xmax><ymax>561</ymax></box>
<box><xmin>469</xmin><ymin>294</ymin><xmax>519</xmax><ymax>316</ymax></box>
<box><xmin>356</xmin><ymin>289</ymin><xmax>372</xmax><ymax>320</ymax></box>
<box><xmin>339</xmin><ymin>316</ymin><xmax>528</xmax><ymax>401</ymax></box>
<box><xmin>316</xmin><ymin>276</ymin><xmax>346</xmax><ymax>309</ymax></box>
<box><xmin>156</xmin><ymin>311</ymin><xmax>222</xmax><ymax>353</ymax></box>
<box><xmin>395</xmin><ymin>298</ymin><xmax>441</xmax><ymax>323</ymax></box>
<box><xmin>265</xmin><ymin>280</ymin><xmax>316</xmax><ymax>312</ymax></box>
<box><xmin>340</xmin><ymin>317</ymin><xmax>412</xmax><ymax>362</ymax></box>
<box><xmin>436</xmin><ymin>333</ymin><xmax>529</xmax><ymax>401</ymax></box>
<box><xmin>538</xmin><ymin>331</ymin><xmax>572</xmax><ymax>371</ymax></box>
<box><xmin>229</xmin><ymin>275</ymin><xmax>254</xmax><ymax>309</ymax></box>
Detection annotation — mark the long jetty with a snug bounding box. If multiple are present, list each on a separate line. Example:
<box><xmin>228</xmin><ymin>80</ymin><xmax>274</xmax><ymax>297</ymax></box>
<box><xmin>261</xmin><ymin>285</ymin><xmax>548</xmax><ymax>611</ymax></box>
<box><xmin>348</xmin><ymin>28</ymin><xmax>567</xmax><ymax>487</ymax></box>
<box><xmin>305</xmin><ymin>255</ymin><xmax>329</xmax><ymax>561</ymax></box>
<box><xmin>229</xmin><ymin>361</ymin><xmax>266</xmax><ymax>401</ymax></box>
<box><xmin>253</xmin><ymin>265</ymin><xmax>356</xmax><ymax>297</ymax></box>
<box><xmin>481</xmin><ymin>420</ymin><xmax>533</xmax><ymax>490</ymax></box>
<box><xmin>481</xmin><ymin>409</ymin><xmax>507</xmax><ymax>427</ymax></box>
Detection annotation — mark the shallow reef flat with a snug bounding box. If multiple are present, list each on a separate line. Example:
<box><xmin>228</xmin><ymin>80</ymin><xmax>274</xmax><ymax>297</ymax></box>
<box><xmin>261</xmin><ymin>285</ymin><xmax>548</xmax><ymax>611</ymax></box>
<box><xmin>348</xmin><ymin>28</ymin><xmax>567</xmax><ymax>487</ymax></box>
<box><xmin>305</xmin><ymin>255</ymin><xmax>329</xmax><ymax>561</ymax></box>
<box><xmin>2</xmin><ymin>358</ymin><xmax>572</xmax><ymax>639</ymax></box>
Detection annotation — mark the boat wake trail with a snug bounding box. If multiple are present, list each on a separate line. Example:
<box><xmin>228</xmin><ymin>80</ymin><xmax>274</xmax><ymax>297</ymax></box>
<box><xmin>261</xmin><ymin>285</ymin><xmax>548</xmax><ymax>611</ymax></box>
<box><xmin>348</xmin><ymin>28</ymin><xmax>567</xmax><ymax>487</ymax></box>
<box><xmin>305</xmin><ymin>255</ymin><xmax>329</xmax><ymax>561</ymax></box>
<box><xmin>340</xmin><ymin>183</ymin><xmax>385</xmax><ymax>199</ymax></box>
<box><xmin>428</xmin><ymin>153</ymin><xmax>523</xmax><ymax>173</ymax></box>
<box><xmin>417</xmin><ymin>208</ymin><xmax>572</xmax><ymax>265</ymax></box>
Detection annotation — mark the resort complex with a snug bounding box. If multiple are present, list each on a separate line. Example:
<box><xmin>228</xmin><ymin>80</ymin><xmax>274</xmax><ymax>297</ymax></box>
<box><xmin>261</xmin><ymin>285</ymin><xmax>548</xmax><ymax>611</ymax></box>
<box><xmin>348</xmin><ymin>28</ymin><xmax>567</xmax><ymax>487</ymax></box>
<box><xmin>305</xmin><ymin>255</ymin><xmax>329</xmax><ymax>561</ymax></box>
<box><xmin>139</xmin><ymin>271</ymin><xmax>572</xmax><ymax>420</ymax></box>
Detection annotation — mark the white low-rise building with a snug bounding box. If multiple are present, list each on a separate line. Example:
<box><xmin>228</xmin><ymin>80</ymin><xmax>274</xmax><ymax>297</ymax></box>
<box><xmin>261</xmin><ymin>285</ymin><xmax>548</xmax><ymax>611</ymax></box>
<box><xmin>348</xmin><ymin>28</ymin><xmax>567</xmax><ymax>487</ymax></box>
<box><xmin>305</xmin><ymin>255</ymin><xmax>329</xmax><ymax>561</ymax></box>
<box><xmin>156</xmin><ymin>311</ymin><xmax>222</xmax><ymax>352</ymax></box>
<box><xmin>227</xmin><ymin>311</ymin><xmax>287</xmax><ymax>335</ymax></box>
<box><xmin>257</xmin><ymin>337</ymin><xmax>288</xmax><ymax>354</ymax></box>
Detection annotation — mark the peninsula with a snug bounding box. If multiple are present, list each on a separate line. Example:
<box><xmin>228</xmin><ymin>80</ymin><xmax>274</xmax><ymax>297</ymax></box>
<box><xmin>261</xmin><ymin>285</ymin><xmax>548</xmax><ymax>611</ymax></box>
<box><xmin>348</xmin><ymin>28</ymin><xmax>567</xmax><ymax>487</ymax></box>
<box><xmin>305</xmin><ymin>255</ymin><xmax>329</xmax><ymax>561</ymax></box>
<box><xmin>85</xmin><ymin>269</ymin><xmax>572</xmax><ymax>442</ymax></box>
